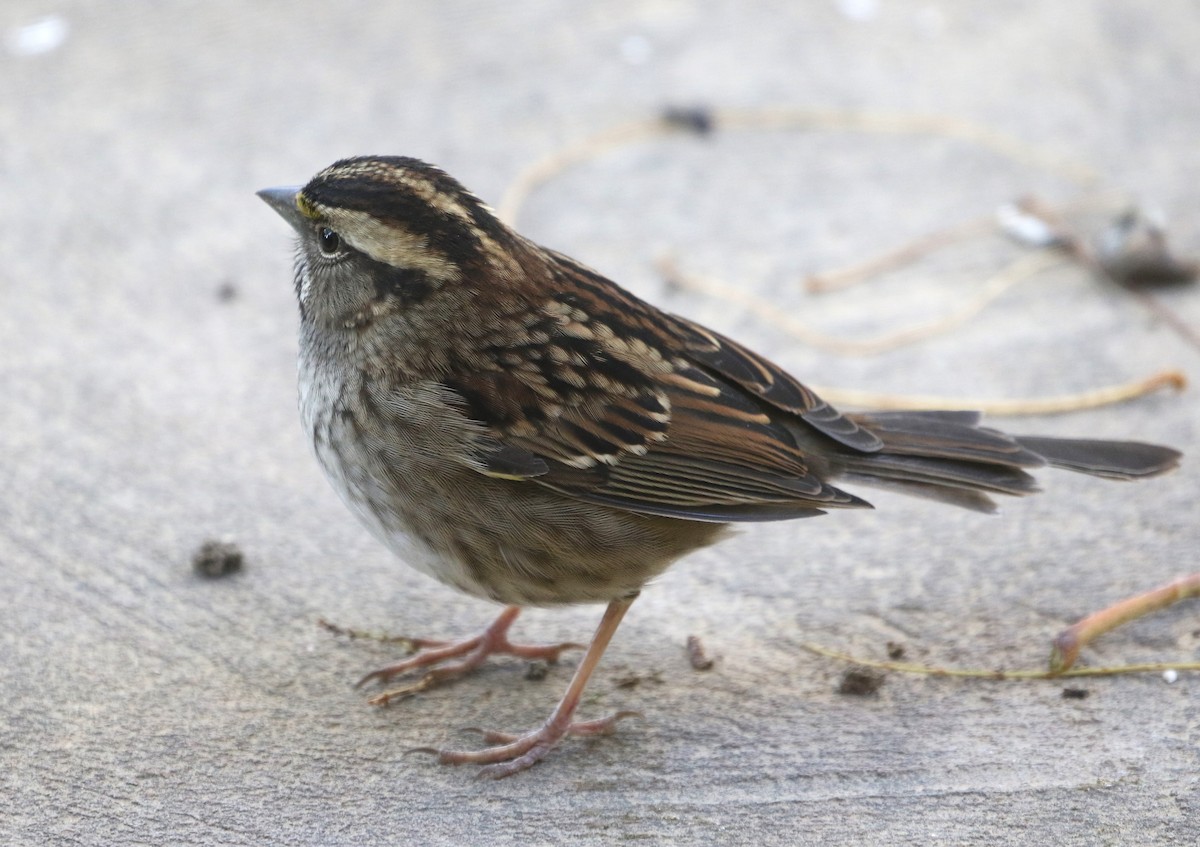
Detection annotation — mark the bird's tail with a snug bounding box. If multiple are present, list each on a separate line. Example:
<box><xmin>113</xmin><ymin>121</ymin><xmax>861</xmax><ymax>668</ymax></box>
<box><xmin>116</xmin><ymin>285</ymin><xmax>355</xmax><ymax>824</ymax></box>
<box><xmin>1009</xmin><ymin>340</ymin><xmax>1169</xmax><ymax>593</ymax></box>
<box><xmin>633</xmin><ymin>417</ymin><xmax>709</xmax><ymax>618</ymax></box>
<box><xmin>833</xmin><ymin>410</ymin><xmax>1180</xmax><ymax>513</ymax></box>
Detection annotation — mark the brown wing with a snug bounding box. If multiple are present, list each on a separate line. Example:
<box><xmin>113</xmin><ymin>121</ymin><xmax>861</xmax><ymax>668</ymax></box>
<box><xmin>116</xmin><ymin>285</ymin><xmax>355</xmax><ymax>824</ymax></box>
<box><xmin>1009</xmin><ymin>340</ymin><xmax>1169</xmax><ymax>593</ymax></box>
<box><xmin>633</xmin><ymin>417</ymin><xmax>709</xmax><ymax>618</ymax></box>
<box><xmin>444</xmin><ymin>250</ymin><xmax>871</xmax><ymax>522</ymax></box>
<box><xmin>543</xmin><ymin>361</ymin><xmax>870</xmax><ymax>521</ymax></box>
<box><xmin>665</xmin><ymin>314</ymin><xmax>882</xmax><ymax>452</ymax></box>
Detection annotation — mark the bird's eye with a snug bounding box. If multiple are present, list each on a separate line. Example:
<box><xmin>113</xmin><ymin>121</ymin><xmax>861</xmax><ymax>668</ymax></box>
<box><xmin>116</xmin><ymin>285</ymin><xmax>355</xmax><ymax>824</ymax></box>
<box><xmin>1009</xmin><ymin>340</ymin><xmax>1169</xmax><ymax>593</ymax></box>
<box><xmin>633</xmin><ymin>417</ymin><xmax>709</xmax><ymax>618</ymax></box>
<box><xmin>318</xmin><ymin>226</ymin><xmax>342</xmax><ymax>256</ymax></box>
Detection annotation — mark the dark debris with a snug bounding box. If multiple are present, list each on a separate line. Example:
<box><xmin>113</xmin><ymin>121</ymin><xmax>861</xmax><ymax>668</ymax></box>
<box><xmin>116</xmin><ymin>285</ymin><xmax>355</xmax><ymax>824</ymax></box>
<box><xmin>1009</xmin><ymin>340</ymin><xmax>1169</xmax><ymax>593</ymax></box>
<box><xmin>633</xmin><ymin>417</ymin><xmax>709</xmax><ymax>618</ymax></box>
<box><xmin>1096</xmin><ymin>210</ymin><xmax>1198</xmax><ymax>289</ymax></box>
<box><xmin>524</xmin><ymin>660</ymin><xmax>550</xmax><ymax>681</ymax></box>
<box><xmin>661</xmin><ymin>105</ymin><xmax>716</xmax><ymax>136</ymax></box>
<box><xmin>838</xmin><ymin>667</ymin><xmax>885</xmax><ymax>697</ymax></box>
<box><xmin>192</xmin><ymin>540</ymin><xmax>244</xmax><ymax>578</ymax></box>
<box><xmin>615</xmin><ymin>669</ymin><xmax>664</xmax><ymax>690</ymax></box>
<box><xmin>686</xmin><ymin>635</ymin><xmax>715</xmax><ymax>671</ymax></box>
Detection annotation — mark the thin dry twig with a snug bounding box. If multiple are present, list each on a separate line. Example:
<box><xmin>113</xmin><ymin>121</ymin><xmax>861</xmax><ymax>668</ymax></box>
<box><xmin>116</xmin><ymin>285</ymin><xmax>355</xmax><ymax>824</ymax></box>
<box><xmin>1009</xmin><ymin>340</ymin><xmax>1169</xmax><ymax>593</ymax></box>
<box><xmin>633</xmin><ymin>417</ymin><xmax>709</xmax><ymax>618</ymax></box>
<box><xmin>811</xmin><ymin>369</ymin><xmax>1186</xmax><ymax>416</ymax></box>
<box><xmin>805</xmin><ymin>214</ymin><xmax>998</xmax><ymax>293</ymax></box>
<box><xmin>1050</xmin><ymin>574</ymin><xmax>1200</xmax><ymax>674</ymax></box>
<box><xmin>659</xmin><ymin>253</ymin><xmax>1185</xmax><ymax>414</ymax></box>
<box><xmin>807</xmin><ymin>191</ymin><xmax>1132</xmax><ymax>294</ymax></box>
<box><xmin>801</xmin><ymin>642</ymin><xmax>1200</xmax><ymax>680</ymax></box>
<box><xmin>710</xmin><ymin>107</ymin><xmax>1100</xmax><ymax>185</ymax></box>
<box><xmin>318</xmin><ymin>618</ymin><xmax>428</xmax><ymax>651</ymax></box>
<box><xmin>500</xmin><ymin>107</ymin><xmax>1099</xmax><ymax>225</ymax></box>
<box><xmin>659</xmin><ymin>250</ymin><xmax>1064</xmax><ymax>357</ymax></box>
<box><xmin>1125</xmin><ymin>290</ymin><xmax>1200</xmax><ymax>353</ymax></box>
<box><xmin>498</xmin><ymin>119</ymin><xmax>668</xmax><ymax>224</ymax></box>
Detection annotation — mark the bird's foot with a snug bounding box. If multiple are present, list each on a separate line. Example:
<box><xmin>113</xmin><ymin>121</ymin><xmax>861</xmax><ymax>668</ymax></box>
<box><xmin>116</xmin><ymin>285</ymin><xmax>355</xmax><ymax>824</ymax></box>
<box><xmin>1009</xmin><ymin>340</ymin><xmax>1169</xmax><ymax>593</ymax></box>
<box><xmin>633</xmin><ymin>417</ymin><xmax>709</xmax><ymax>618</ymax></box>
<box><xmin>413</xmin><ymin>710</ymin><xmax>641</xmax><ymax>778</ymax></box>
<box><xmin>355</xmin><ymin>606</ymin><xmax>583</xmax><ymax>705</ymax></box>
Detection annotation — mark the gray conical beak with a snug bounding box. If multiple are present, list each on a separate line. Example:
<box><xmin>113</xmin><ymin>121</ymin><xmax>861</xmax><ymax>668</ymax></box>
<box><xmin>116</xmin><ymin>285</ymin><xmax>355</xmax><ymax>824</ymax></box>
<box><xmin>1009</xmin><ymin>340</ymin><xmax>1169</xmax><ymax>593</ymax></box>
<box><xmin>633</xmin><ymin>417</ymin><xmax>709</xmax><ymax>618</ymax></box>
<box><xmin>256</xmin><ymin>185</ymin><xmax>307</xmax><ymax>232</ymax></box>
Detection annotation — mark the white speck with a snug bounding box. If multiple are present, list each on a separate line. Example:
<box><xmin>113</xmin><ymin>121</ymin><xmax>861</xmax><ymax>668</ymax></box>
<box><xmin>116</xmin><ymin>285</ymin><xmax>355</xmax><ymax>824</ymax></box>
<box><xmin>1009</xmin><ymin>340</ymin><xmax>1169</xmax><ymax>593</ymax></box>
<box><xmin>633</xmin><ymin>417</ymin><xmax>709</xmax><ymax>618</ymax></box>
<box><xmin>7</xmin><ymin>16</ymin><xmax>68</xmax><ymax>57</ymax></box>
<box><xmin>1163</xmin><ymin>669</ymin><xmax>1178</xmax><ymax>684</ymax></box>
<box><xmin>619</xmin><ymin>34</ymin><xmax>653</xmax><ymax>65</ymax></box>
<box><xmin>837</xmin><ymin>0</ymin><xmax>878</xmax><ymax>22</ymax></box>
<box><xmin>996</xmin><ymin>202</ymin><xmax>1060</xmax><ymax>247</ymax></box>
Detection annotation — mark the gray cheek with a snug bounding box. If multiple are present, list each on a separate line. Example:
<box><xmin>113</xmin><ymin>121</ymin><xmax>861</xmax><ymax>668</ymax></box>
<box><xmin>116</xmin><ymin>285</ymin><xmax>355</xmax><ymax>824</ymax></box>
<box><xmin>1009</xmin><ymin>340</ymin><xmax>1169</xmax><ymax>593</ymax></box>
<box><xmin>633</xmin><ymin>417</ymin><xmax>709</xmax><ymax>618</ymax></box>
<box><xmin>301</xmin><ymin>259</ymin><xmax>379</xmax><ymax>327</ymax></box>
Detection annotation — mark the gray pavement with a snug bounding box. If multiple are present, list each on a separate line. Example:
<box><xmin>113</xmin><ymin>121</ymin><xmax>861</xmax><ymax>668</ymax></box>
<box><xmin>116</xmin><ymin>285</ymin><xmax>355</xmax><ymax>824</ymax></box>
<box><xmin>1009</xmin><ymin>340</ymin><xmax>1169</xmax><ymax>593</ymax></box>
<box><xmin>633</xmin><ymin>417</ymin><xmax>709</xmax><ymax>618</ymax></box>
<box><xmin>2</xmin><ymin>2</ymin><xmax>1198</xmax><ymax>844</ymax></box>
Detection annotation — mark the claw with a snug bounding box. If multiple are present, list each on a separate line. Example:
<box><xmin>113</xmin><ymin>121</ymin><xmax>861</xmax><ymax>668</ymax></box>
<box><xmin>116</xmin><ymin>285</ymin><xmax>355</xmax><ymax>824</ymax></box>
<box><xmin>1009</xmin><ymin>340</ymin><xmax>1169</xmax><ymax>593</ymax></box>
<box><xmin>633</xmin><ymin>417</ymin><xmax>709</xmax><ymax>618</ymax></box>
<box><xmin>568</xmin><ymin>709</ymin><xmax>642</xmax><ymax>736</ymax></box>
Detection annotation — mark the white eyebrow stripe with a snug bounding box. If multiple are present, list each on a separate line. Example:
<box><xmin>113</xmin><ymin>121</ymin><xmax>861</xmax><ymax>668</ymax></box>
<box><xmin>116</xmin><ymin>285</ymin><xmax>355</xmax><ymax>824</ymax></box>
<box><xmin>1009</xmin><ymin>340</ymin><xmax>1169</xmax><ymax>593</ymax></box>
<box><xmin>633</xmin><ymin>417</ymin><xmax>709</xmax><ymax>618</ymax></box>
<box><xmin>320</xmin><ymin>207</ymin><xmax>463</xmax><ymax>283</ymax></box>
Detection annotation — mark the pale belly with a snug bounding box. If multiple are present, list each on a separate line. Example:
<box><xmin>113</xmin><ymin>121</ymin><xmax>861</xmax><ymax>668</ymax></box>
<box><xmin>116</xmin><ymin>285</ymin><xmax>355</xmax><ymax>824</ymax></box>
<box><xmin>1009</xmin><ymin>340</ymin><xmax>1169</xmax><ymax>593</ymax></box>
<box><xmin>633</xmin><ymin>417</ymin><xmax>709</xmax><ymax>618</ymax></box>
<box><xmin>298</xmin><ymin>363</ymin><xmax>724</xmax><ymax>606</ymax></box>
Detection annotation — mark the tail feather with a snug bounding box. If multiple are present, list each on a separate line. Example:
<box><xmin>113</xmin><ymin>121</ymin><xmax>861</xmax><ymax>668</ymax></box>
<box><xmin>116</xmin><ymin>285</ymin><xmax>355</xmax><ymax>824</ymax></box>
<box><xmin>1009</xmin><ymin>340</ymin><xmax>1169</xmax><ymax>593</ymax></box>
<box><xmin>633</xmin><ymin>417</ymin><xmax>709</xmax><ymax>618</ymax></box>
<box><xmin>840</xmin><ymin>452</ymin><xmax>1039</xmax><ymax>496</ymax></box>
<box><xmin>847</xmin><ymin>410</ymin><xmax>1045</xmax><ymax>466</ymax></box>
<box><xmin>833</xmin><ymin>410</ymin><xmax>1180</xmax><ymax>512</ymax></box>
<box><xmin>1014</xmin><ymin>436</ymin><xmax>1182</xmax><ymax>479</ymax></box>
<box><xmin>837</xmin><ymin>473</ymin><xmax>1002</xmax><ymax>513</ymax></box>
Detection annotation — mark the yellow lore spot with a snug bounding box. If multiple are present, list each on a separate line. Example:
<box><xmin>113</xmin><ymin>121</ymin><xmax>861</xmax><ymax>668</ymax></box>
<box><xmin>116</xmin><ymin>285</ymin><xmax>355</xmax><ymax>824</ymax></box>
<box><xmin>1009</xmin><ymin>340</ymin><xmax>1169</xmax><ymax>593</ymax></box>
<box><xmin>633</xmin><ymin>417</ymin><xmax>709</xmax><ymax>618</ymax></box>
<box><xmin>295</xmin><ymin>194</ymin><xmax>321</xmax><ymax>220</ymax></box>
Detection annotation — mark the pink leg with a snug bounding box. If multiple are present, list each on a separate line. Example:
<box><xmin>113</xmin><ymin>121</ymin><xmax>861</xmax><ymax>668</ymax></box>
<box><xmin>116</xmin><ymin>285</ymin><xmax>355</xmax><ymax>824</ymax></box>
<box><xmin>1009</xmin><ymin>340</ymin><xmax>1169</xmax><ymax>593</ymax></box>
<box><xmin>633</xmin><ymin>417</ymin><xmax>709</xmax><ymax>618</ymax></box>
<box><xmin>414</xmin><ymin>594</ymin><xmax>639</xmax><ymax>778</ymax></box>
<box><xmin>357</xmin><ymin>605</ymin><xmax>583</xmax><ymax>705</ymax></box>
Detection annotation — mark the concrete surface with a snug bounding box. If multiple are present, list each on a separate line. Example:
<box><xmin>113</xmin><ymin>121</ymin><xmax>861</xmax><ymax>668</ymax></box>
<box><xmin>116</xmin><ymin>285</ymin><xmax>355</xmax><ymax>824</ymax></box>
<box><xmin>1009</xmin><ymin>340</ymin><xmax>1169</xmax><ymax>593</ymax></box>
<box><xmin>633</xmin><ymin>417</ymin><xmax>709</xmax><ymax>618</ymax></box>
<box><xmin>2</xmin><ymin>2</ymin><xmax>1197</xmax><ymax>844</ymax></box>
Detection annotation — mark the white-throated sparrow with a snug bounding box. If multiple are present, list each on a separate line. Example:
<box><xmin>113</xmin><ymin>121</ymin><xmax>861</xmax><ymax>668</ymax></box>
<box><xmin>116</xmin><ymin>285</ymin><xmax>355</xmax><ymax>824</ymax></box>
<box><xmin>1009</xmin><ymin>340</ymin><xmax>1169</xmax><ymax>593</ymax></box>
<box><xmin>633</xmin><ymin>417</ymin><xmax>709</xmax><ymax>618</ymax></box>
<box><xmin>258</xmin><ymin>156</ymin><xmax>1180</xmax><ymax>777</ymax></box>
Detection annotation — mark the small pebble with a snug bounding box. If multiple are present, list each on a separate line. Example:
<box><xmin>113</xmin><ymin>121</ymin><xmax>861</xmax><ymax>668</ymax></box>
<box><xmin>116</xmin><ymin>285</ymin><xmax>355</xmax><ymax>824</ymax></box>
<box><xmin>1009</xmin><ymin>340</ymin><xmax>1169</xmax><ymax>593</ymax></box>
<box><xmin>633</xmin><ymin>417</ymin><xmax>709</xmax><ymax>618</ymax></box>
<box><xmin>192</xmin><ymin>540</ymin><xmax>244</xmax><ymax>578</ymax></box>
<box><xmin>686</xmin><ymin>634</ymin><xmax>714</xmax><ymax>670</ymax></box>
<box><xmin>838</xmin><ymin>668</ymin><xmax>884</xmax><ymax>696</ymax></box>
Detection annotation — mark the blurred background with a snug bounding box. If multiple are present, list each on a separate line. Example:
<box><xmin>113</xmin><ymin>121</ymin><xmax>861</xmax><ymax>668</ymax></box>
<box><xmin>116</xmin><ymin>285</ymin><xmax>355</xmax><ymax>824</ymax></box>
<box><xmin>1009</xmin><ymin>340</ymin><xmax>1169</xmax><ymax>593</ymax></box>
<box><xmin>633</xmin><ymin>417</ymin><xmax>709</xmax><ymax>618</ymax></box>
<box><xmin>2</xmin><ymin>2</ymin><xmax>1197</xmax><ymax>844</ymax></box>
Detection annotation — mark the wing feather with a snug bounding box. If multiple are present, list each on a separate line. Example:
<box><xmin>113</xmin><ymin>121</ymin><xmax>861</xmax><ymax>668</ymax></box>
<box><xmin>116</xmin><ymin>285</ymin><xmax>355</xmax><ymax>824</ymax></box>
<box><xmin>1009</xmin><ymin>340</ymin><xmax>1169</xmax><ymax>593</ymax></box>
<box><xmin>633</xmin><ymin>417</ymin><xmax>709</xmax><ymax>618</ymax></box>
<box><xmin>443</xmin><ymin>249</ymin><xmax>873</xmax><ymax>521</ymax></box>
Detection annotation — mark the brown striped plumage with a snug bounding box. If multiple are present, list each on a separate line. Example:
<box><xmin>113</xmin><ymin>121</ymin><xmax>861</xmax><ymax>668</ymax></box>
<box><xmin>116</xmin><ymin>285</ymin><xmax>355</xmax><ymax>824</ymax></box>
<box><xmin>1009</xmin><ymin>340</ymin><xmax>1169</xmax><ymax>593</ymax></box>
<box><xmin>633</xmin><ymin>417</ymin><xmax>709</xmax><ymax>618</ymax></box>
<box><xmin>258</xmin><ymin>156</ymin><xmax>1180</xmax><ymax>777</ymax></box>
